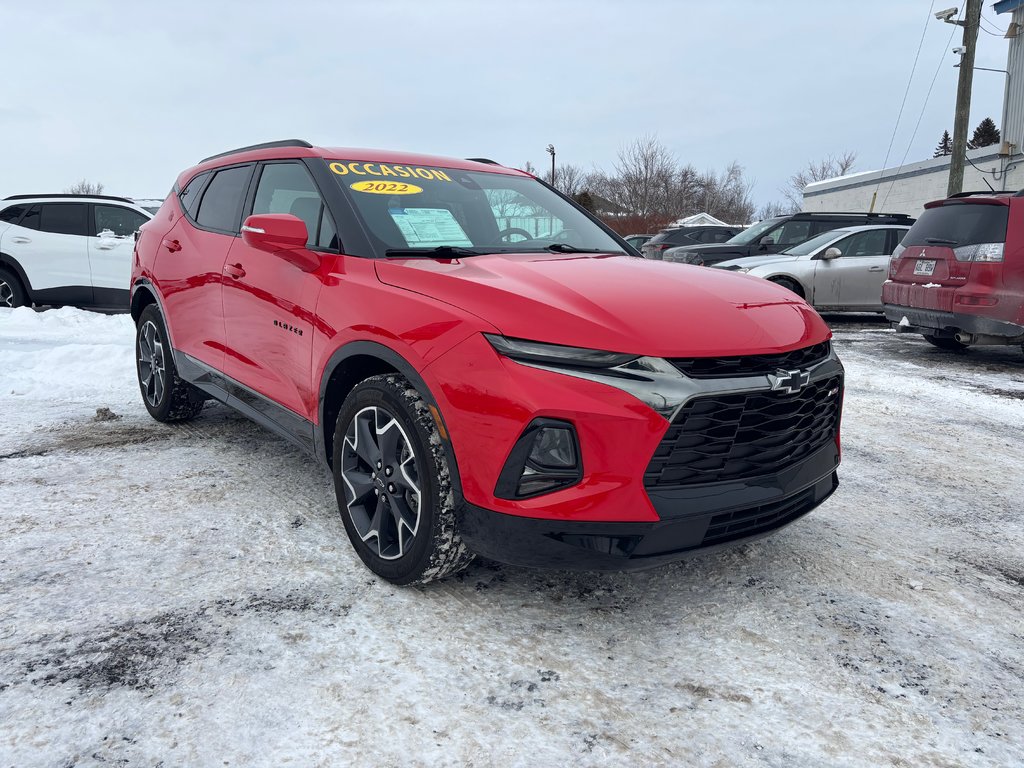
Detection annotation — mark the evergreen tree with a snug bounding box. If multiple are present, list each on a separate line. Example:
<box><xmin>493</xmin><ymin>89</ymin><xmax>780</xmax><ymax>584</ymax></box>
<box><xmin>933</xmin><ymin>130</ymin><xmax>953</xmax><ymax>157</ymax></box>
<box><xmin>573</xmin><ymin>190</ymin><xmax>596</xmax><ymax>214</ymax></box>
<box><xmin>967</xmin><ymin>118</ymin><xmax>1000</xmax><ymax>149</ymax></box>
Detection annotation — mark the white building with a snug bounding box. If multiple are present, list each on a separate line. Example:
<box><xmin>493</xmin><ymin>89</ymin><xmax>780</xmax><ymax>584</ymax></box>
<box><xmin>804</xmin><ymin>2</ymin><xmax>1024</xmax><ymax>216</ymax></box>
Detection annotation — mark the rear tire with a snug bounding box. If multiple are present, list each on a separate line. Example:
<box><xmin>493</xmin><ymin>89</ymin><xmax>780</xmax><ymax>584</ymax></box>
<box><xmin>332</xmin><ymin>374</ymin><xmax>473</xmax><ymax>585</ymax></box>
<box><xmin>135</xmin><ymin>304</ymin><xmax>205</xmax><ymax>422</ymax></box>
<box><xmin>0</xmin><ymin>268</ymin><xmax>27</xmax><ymax>308</ymax></box>
<box><xmin>923</xmin><ymin>334</ymin><xmax>968</xmax><ymax>351</ymax></box>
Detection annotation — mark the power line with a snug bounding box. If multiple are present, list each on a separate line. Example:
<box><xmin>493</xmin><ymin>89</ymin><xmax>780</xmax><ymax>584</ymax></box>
<box><xmin>874</xmin><ymin>0</ymin><xmax>935</xmax><ymax>205</ymax></box>
<box><xmin>880</xmin><ymin>9</ymin><xmax>961</xmax><ymax>209</ymax></box>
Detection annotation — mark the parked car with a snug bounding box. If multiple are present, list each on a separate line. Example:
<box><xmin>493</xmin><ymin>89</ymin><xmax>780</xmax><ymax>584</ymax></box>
<box><xmin>624</xmin><ymin>233</ymin><xmax>654</xmax><ymax>250</ymax></box>
<box><xmin>883</xmin><ymin>190</ymin><xmax>1023</xmax><ymax>351</ymax></box>
<box><xmin>130</xmin><ymin>139</ymin><xmax>843</xmax><ymax>585</ymax></box>
<box><xmin>713</xmin><ymin>224</ymin><xmax>910</xmax><ymax>312</ymax></box>
<box><xmin>0</xmin><ymin>194</ymin><xmax>151</xmax><ymax>310</ymax></box>
<box><xmin>666</xmin><ymin>211</ymin><xmax>914</xmax><ymax>267</ymax></box>
<box><xmin>641</xmin><ymin>225</ymin><xmax>742</xmax><ymax>259</ymax></box>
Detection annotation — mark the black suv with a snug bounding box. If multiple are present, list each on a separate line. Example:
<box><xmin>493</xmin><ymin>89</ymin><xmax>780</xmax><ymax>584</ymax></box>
<box><xmin>641</xmin><ymin>225</ymin><xmax>742</xmax><ymax>259</ymax></box>
<box><xmin>667</xmin><ymin>212</ymin><xmax>914</xmax><ymax>267</ymax></box>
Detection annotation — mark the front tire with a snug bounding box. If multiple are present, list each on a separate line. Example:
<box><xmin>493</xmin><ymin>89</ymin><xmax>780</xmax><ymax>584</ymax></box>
<box><xmin>923</xmin><ymin>334</ymin><xmax>968</xmax><ymax>351</ymax></box>
<box><xmin>769</xmin><ymin>276</ymin><xmax>804</xmax><ymax>298</ymax></box>
<box><xmin>135</xmin><ymin>304</ymin><xmax>205</xmax><ymax>422</ymax></box>
<box><xmin>332</xmin><ymin>374</ymin><xmax>473</xmax><ymax>585</ymax></box>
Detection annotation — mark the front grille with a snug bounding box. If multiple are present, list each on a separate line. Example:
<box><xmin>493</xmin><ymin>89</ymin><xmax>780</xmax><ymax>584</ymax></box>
<box><xmin>701</xmin><ymin>488</ymin><xmax>816</xmax><ymax>546</ymax></box>
<box><xmin>644</xmin><ymin>375</ymin><xmax>842</xmax><ymax>488</ymax></box>
<box><xmin>668</xmin><ymin>341</ymin><xmax>831</xmax><ymax>379</ymax></box>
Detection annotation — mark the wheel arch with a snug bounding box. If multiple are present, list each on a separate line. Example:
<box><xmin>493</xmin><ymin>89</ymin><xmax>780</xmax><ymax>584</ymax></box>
<box><xmin>0</xmin><ymin>253</ymin><xmax>34</xmax><ymax>301</ymax></box>
<box><xmin>766</xmin><ymin>273</ymin><xmax>807</xmax><ymax>299</ymax></box>
<box><xmin>317</xmin><ymin>341</ymin><xmax>464</xmax><ymax>497</ymax></box>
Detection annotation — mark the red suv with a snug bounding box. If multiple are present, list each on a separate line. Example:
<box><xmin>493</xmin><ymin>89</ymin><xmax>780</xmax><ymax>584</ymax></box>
<box><xmin>131</xmin><ymin>140</ymin><xmax>844</xmax><ymax>584</ymax></box>
<box><xmin>883</xmin><ymin>190</ymin><xmax>1024</xmax><ymax>350</ymax></box>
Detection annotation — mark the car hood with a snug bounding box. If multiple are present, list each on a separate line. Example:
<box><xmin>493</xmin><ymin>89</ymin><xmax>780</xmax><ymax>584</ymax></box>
<box><xmin>715</xmin><ymin>255</ymin><xmax>802</xmax><ymax>270</ymax></box>
<box><xmin>667</xmin><ymin>242</ymin><xmax>744</xmax><ymax>254</ymax></box>
<box><xmin>376</xmin><ymin>253</ymin><xmax>829</xmax><ymax>357</ymax></box>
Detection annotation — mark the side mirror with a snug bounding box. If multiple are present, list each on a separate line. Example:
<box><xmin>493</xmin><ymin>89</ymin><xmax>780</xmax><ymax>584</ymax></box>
<box><xmin>241</xmin><ymin>214</ymin><xmax>318</xmax><ymax>271</ymax></box>
<box><xmin>822</xmin><ymin>246</ymin><xmax>842</xmax><ymax>260</ymax></box>
<box><xmin>759</xmin><ymin>235</ymin><xmax>774</xmax><ymax>246</ymax></box>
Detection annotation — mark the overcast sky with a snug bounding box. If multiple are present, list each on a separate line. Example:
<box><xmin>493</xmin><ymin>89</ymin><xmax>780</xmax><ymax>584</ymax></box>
<box><xmin>1</xmin><ymin>1</ymin><xmax>1014</xmax><ymax>209</ymax></box>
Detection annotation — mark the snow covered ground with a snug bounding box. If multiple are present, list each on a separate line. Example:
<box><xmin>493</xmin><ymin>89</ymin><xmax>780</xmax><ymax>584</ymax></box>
<box><xmin>1</xmin><ymin>307</ymin><xmax>1023</xmax><ymax>767</ymax></box>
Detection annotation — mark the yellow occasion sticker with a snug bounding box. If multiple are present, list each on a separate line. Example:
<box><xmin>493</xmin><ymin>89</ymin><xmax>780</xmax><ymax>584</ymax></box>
<box><xmin>350</xmin><ymin>180</ymin><xmax>423</xmax><ymax>195</ymax></box>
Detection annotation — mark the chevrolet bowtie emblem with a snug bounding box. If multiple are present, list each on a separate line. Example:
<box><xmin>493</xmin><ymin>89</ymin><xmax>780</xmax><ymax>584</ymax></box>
<box><xmin>769</xmin><ymin>369</ymin><xmax>810</xmax><ymax>394</ymax></box>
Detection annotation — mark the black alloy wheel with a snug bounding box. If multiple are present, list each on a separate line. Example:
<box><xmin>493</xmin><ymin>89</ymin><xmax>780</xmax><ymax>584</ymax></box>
<box><xmin>333</xmin><ymin>374</ymin><xmax>473</xmax><ymax>585</ymax></box>
<box><xmin>341</xmin><ymin>405</ymin><xmax>423</xmax><ymax>561</ymax></box>
<box><xmin>135</xmin><ymin>304</ymin><xmax>205</xmax><ymax>422</ymax></box>
<box><xmin>0</xmin><ymin>268</ymin><xmax>26</xmax><ymax>308</ymax></box>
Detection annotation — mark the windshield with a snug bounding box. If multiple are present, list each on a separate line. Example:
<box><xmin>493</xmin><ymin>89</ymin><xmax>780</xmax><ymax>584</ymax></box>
<box><xmin>724</xmin><ymin>218</ymin><xmax>781</xmax><ymax>245</ymax></box>
<box><xmin>781</xmin><ymin>229</ymin><xmax>851</xmax><ymax>256</ymax></box>
<box><xmin>326</xmin><ymin>161</ymin><xmax>625</xmax><ymax>256</ymax></box>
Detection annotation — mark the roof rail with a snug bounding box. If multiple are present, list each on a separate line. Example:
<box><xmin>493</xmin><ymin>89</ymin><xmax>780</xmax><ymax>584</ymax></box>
<box><xmin>3</xmin><ymin>193</ymin><xmax>135</xmax><ymax>203</ymax></box>
<box><xmin>794</xmin><ymin>211</ymin><xmax>911</xmax><ymax>218</ymax></box>
<box><xmin>466</xmin><ymin>157</ymin><xmax>501</xmax><ymax>166</ymax></box>
<box><xmin>199</xmin><ymin>139</ymin><xmax>313</xmax><ymax>164</ymax></box>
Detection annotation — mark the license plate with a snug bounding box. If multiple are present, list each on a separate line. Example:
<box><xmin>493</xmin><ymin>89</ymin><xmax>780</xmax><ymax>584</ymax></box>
<box><xmin>914</xmin><ymin>259</ymin><xmax>936</xmax><ymax>276</ymax></box>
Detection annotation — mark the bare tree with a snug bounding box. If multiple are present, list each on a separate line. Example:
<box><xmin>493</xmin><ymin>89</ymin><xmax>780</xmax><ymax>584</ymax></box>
<box><xmin>519</xmin><ymin>160</ymin><xmax>539</xmax><ymax>177</ymax></box>
<box><xmin>65</xmin><ymin>179</ymin><xmax>105</xmax><ymax>195</ymax></box>
<box><xmin>781</xmin><ymin>152</ymin><xmax>856</xmax><ymax>212</ymax></box>
<box><xmin>545</xmin><ymin>163</ymin><xmax>587</xmax><ymax>197</ymax></box>
<box><xmin>693</xmin><ymin>162</ymin><xmax>755</xmax><ymax>225</ymax></box>
<box><xmin>756</xmin><ymin>200</ymin><xmax>789</xmax><ymax>221</ymax></box>
<box><xmin>596</xmin><ymin>135</ymin><xmax>680</xmax><ymax>227</ymax></box>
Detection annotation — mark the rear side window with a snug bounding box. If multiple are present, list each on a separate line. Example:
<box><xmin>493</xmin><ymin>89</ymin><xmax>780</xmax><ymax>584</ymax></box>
<box><xmin>38</xmin><ymin>203</ymin><xmax>88</xmax><ymax>236</ymax></box>
<box><xmin>0</xmin><ymin>205</ymin><xmax>27</xmax><ymax>224</ymax></box>
<box><xmin>903</xmin><ymin>203</ymin><xmax>1009</xmax><ymax>248</ymax></box>
<box><xmin>196</xmin><ymin>165</ymin><xmax>252</xmax><ymax>233</ymax></box>
<box><xmin>94</xmin><ymin>205</ymin><xmax>148</xmax><ymax>237</ymax></box>
<box><xmin>179</xmin><ymin>172</ymin><xmax>210</xmax><ymax>219</ymax></box>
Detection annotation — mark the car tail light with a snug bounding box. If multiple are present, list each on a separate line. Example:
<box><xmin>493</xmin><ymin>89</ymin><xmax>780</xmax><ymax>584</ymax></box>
<box><xmin>953</xmin><ymin>242</ymin><xmax>1004</xmax><ymax>262</ymax></box>
<box><xmin>889</xmin><ymin>243</ymin><xmax>905</xmax><ymax>278</ymax></box>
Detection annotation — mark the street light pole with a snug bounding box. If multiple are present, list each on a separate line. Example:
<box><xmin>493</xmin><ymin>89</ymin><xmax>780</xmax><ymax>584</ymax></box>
<box><xmin>946</xmin><ymin>0</ymin><xmax>983</xmax><ymax>196</ymax></box>
<box><xmin>546</xmin><ymin>144</ymin><xmax>556</xmax><ymax>188</ymax></box>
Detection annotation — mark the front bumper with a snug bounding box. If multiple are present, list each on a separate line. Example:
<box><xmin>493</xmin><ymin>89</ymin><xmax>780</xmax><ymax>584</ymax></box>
<box><xmin>883</xmin><ymin>303</ymin><xmax>1024</xmax><ymax>341</ymax></box>
<box><xmin>459</xmin><ymin>455</ymin><xmax>838</xmax><ymax>570</ymax></box>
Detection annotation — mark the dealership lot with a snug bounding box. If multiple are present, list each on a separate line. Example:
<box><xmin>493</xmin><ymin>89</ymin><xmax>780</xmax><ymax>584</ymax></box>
<box><xmin>1</xmin><ymin>309</ymin><xmax>1022</xmax><ymax>767</ymax></box>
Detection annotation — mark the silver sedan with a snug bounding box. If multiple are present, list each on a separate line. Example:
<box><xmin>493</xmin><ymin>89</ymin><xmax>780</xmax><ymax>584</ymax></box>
<box><xmin>713</xmin><ymin>224</ymin><xmax>910</xmax><ymax>312</ymax></box>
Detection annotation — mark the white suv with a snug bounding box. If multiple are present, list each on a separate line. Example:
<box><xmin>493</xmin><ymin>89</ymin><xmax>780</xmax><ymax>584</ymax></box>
<box><xmin>0</xmin><ymin>194</ymin><xmax>152</xmax><ymax>310</ymax></box>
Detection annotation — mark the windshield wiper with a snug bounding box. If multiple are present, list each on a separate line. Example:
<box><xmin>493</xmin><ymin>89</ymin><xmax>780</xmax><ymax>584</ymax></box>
<box><xmin>543</xmin><ymin>243</ymin><xmax>618</xmax><ymax>253</ymax></box>
<box><xmin>384</xmin><ymin>246</ymin><xmax>489</xmax><ymax>258</ymax></box>
<box><xmin>924</xmin><ymin>237</ymin><xmax>958</xmax><ymax>246</ymax></box>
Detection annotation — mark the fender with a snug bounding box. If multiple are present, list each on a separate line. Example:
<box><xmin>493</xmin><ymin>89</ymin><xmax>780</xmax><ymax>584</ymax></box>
<box><xmin>0</xmin><ymin>253</ymin><xmax>35</xmax><ymax>300</ymax></box>
<box><xmin>316</xmin><ymin>340</ymin><xmax>464</xmax><ymax>499</ymax></box>
<box><xmin>130</xmin><ymin>277</ymin><xmax>180</xmax><ymax>348</ymax></box>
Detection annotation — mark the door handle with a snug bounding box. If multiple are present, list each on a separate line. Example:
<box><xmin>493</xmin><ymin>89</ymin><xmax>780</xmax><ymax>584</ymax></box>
<box><xmin>10</xmin><ymin>237</ymin><xmax>30</xmax><ymax>244</ymax></box>
<box><xmin>224</xmin><ymin>263</ymin><xmax>246</xmax><ymax>279</ymax></box>
<box><xmin>867</xmin><ymin>266</ymin><xmax>885</xmax><ymax>272</ymax></box>
<box><xmin>162</xmin><ymin>238</ymin><xmax>182</xmax><ymax>253</ymax></box>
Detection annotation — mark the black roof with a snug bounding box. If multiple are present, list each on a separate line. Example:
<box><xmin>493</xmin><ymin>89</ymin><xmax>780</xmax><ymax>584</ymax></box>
<box><xmin>786</xmin><ymin>211</ymin><xmax>912</xmax><ymax>219</ymax></box>
<box><xmin>3</xmin><ymin>193</ymin><xmax>135</xmax><ymax>204</ymax></box>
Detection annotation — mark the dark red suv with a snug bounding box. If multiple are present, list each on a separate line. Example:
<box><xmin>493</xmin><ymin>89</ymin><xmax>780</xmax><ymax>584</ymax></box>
<box><xmin>131</xmin><ymin>140</ymin><xmax>844</xmax><ymax>584</ymax></box>
<box><xmin>883</xmin><ymin>190</ymin><xmax>1024</xmax><ymax>350</ymax></box>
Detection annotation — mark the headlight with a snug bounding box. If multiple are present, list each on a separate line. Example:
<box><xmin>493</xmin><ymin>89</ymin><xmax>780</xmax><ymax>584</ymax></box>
<box><xmin>484</xmin><ymin>334</ymin><xmax>639</xmax><ymax>369</ymax></box>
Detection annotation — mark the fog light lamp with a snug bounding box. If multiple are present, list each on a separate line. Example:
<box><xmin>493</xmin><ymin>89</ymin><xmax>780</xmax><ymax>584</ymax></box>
<box><xmin>495</xmin><ymin>419</ymin><xmax>583</xmax><ymax>499</ymax></box>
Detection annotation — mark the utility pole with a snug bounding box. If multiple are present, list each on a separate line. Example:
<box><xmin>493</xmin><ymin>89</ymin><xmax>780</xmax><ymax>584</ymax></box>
<box><xmin>546</xmin><ymin>144</ymin><xmax>556</xmax><ymax>188</ymax></box>
<box><xmin>947</xmin><ymin>0</ymin><xmax>983</xmax><ymax>196</ymax></box>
